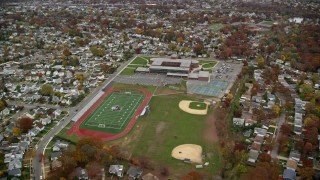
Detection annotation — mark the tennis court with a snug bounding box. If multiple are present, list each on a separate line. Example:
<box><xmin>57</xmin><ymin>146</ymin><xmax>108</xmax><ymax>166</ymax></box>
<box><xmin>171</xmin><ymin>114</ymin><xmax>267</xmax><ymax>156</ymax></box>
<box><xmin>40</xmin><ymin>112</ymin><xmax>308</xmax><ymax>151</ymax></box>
<box><xmin>79</xmin><ymin>89</ymin><xmax>146</xmax><ymax>134</ymax></box>
<box><xmin>188</xmin><ymin>80</ymin><xmax>229</xmax><ymax>97</ymax></box>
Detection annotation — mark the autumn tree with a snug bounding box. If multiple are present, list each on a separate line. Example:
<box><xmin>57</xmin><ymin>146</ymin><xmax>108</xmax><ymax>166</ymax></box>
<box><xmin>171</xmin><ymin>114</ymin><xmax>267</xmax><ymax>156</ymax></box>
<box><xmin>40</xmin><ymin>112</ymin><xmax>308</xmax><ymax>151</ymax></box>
<box><xmin>86</xmin><ymin>161</ymin><xmax>102</xmax><ymax>179</ymax></box>
<box><xmin>0</xmin><ymin>99</ymin><xmax>7</xmax><ymax>111</ymax></box>
<box><xmin>304</xmin><ymin>127</ymin><xmax>318</xmax><ymax>145</ymax></box>
<box><xmin>40</xmin><ymin>84</ymin><xmax>54</xmax><ymax>96</ymax></box>
<box><xmin>182</xmin><ymin>171</ymin><xmax>203</xmax><ymax>180</ymax></box>
<box><xmin>280</xmin><ymin>123</ymin><xmax>292</xmax><ymax>136</ymax></box>
<box><xmin>247</xmin><ymin>162</ymin><xmax>280</xmax><ymax>180</ymax></box>
<box><xmin>193</xmin><ymin>44</ymin><xmax>204</xmax><ymax>55</ymax></box>
<box><xmin>63</xmin><ymin>48</ymin><xmax>72</xmax><ymax>57</ymax></box>
<box><xmin>19</xmin><ymin>117</ymin><xmax>33</xmax><ymax>133</ymax></box>
<box><xmin>300</xmin><ymin>167</ymin><xmax>316</xmax><ymax>180</ymax></box>
<box><xmin>272</xmin><ymin>105</ymin><xmax>281</xmax><ymax>117</ymax></box>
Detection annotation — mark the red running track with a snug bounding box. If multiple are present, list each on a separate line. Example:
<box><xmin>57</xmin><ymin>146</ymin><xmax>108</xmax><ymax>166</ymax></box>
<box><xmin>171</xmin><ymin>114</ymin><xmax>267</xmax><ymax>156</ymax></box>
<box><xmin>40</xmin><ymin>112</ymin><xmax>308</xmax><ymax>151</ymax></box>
<box><xmin>67</xmin><ymin>87</ymin><xmax>152</xmax><ymax>141</ymax></box>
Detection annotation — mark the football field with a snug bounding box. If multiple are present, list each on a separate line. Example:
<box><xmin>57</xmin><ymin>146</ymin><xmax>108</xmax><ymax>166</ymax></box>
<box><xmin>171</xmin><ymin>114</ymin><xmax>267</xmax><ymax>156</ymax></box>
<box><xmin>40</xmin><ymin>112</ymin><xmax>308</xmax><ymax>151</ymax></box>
<box><xmin>79</xmin><ymin>89</ymin><xmax>146</xmax><ymax>134</ymax></box>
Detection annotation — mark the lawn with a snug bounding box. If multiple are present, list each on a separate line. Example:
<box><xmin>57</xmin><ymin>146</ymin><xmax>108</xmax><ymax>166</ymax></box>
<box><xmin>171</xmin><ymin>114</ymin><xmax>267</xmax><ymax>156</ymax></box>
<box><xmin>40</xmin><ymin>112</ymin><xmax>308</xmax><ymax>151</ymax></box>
<box><xmin>127</xmin><ymin>94</ymin><xmax>221</xmax><ymax>177</ymax></box>
<box><xmin>131</xmin><ymin>57</ymin><xmax>149</xmax><ymax>65</ymax></box>
<box><xmin>202</xmin><ymin>62</ymin><xmax>217</xmax><ymax>69</ymax></box>
<box><xmin>189</xmin><ymin>101</ymin><xmax>207</xmax><ymax>110</ymax></box>
<box><xmin>268</xmin><ymin>126</ymin><xmax>276</xmax><ymax>133</ymax></box>
<box><xmin>208</xmin><ymin>23</ymin><xmax>224</xmax><ymax>31</ymax></box>
<box><xmin>112</xmin><ymin>83</ymin><xmax>157</xmax><ymax>94</ymax></box>
<box><xmin>55</xmin><ymin>122</ymin><xmax>80</xmax><ymax>143</ymax></box>
<box><xmin>120</xmin><ymin>68</ymin><xmax>135</xmax><ymax>75</ymax></box>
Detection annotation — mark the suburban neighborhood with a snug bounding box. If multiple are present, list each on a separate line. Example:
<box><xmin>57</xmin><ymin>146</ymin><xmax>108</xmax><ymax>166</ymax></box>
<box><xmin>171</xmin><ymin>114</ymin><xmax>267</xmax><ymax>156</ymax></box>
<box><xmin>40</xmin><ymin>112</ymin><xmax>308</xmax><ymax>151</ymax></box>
<box><xmin>0</xmin><ymin>0</ymin><xmax>319</xmax><ymax>179</ymax></box>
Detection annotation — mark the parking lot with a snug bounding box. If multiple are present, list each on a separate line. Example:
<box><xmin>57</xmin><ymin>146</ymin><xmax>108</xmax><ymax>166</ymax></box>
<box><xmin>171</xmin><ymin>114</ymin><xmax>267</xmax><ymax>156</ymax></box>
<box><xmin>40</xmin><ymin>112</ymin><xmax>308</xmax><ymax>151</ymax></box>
<box><xmin>114</xmin><ymin>73</ymin><xmax>181</xmax><ymax>87</ymax></box>
<box><xmin>187</xmin><ymin>61</ymin><xmax>243</xmax><ymax>97</ymax></box>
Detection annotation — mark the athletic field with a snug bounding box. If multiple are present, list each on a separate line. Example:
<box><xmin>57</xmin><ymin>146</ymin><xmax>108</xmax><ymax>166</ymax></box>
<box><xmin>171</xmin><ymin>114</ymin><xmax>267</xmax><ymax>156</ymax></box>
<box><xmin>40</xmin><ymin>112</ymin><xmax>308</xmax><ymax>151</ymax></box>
<box><xmin>79</xmin><ymin>89</ymin><xmax>146</xmax><ymax>134</ymax></box>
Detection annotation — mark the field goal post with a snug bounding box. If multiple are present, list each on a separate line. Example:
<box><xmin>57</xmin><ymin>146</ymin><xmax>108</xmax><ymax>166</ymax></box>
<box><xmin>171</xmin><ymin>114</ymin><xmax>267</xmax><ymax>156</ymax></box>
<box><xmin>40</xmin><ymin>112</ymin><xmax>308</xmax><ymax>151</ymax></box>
<box><xmin>98</xmin><ymin>124</ymin><xmax>105</xmax><ymax>128</ymax></box>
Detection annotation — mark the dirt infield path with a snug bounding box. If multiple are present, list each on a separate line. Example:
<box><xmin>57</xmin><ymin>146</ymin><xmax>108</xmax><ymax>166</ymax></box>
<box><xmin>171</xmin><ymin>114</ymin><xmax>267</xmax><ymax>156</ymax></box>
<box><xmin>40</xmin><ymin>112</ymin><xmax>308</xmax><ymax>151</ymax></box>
<box><xmin>203</xmin><ymin>112</ymin><xmax>218</xmax><ymax>143</ymax></box>
<box><xmin>179</xmin><ymin>100</ymin><xmax>209</xmax><ymax>115</ymax></box>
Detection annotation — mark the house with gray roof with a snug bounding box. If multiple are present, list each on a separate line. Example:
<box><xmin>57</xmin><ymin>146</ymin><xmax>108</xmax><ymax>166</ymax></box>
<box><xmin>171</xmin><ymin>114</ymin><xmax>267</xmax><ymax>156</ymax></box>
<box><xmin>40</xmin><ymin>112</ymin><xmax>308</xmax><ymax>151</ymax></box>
<box><xmin>127</xmin><ymin>166</ymin><xmax>143</xmax><ymax>179</ymax></box>
<box><xmin>283</xmin><ymin>169</ymin><xmax>296</xmax><ymax>180</ymax></box>
<box><xmin>109</xmin><ymin>165</ymin><xmax>124</xmax><ymax>177</ymax></box>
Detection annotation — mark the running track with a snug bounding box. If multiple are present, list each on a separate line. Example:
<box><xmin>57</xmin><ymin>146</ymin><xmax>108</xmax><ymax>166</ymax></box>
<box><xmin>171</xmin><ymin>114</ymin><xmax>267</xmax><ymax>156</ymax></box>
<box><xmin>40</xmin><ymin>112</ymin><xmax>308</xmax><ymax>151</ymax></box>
<box><xmin>67</xmin><ymin>87</ymin><xmax>152</xmax><ymax>141</ymax></box>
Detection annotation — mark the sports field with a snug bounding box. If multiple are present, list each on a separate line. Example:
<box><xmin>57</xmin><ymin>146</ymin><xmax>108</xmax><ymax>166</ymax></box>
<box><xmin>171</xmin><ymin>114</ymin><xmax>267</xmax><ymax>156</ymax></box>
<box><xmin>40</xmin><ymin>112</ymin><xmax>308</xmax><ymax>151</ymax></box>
<box><xmin>188</xmin><ymin>80</ymin><xmax>229</xmax><ymax>97</ymax></box>
<box><xmin>68</xmin><ymin>87</ymin><xmax>152</xmax><ymax>141</ymax></box>
<box><xmin>79</xmin><ymin>89</ymin><xmax>146</xmax><ymax>134</ymax></box>
<box><xmin>208</xmin><ymin>23</ymin><xmax>224</xmax><ymax>31</ymax></box>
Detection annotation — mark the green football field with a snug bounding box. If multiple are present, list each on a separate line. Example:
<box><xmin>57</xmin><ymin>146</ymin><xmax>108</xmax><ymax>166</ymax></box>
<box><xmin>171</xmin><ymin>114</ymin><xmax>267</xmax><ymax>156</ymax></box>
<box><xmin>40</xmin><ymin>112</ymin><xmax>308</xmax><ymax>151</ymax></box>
<box><xmin>79</xmin><ymin>89</ymin><xmax>146</xmax><ymax>134</ymax></box>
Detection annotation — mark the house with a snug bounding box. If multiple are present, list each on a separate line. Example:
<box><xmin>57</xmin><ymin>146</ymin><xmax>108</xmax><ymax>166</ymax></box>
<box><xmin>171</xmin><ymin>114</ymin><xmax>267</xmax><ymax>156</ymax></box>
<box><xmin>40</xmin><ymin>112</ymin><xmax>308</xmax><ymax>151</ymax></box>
<box><xmin>251</xmin><ymin>142</ymin><xmax>261</xmax><ymax>151</ymax></box>
<box><xmin>75</xmin><ymin>167</ymin><xmax>89</xmax><ymax>180</ymax></box>
<box><xmin>8</xmin><ymin>169</ymin><xmax>21</xmax><ymax>177</ymax></box>
<box><xmin>54</xmin><ymin>109</ymin><xmax>62</xmax><ymax>117</ymax></box>
<box><xmin>52</xmin><ymin>140</ymin><xmax>69</xmax><ymax>152</ymax></box>
<box><xmin>233</xmin><ymin>118</ymin><xmax>245</xmax><ymax>126</ymax></box>
<box><xmin>19</xmin><ymin>141</ymin><xmax>29</xmax><ymax>153</ymax></box>
<box><xmin>253</xmin><ymin>135</ymin><xmax>264</xmax><ymax>144</ymax></box>
<box><xmin>254</xmin><ymin>127</ymin><xmax>267</xmax><ymax>137</ymax></box>
<box><xmin>50</xmin><ymin>151</ymin><xmax>62</xmax><ymax>161</ymax></box>
<box><xmin>283</xmin><ymin>169</ymin><xmax>296</xmax><ymax>180</ymax></box>
<box><xmin>8</xmin><ymin>159</ymin><xmax>22</xmax><ymax>170</ymax></box>
<box><xmin>51</xmin><ymin>160</ymin><xmax>62</xmax><ymax>170</ymax></box>
<box><xmin>1</xmin><ymin>108</ymin><xmax>10</xmax><ymax>116</ymax></box>
<box><xmin>108</xmin><ymin>165</ymin><xmax>124</xmax><ymax>177</ymax></box>
<box><xmin>267</xmin><ymin>93</ymin><xmax>276</xmax><ymax>101</ymax></box>
<box><xmin>41</xmin><ymin>117</ymin><xmax>51</xmax><ymax>125</ymax></box>
<box><xmin>127</xmin><ymin>166</ymin><xmax>143</xmax><ymax>179</ymax></box>
<box><xmin>289</xmin><ymin>150</ymin><xmax>301</xmax><ymax>162</ymax></box>
<box><xmin>286</xmin><ymin>159</ymin><xmax>298</xmax><ymax>170</ymax></box>
<box><xmin>142</xmin><ymin>173</ymin><xmax>159</xmax><ymax>180</ymax></box>
<box><xmin>247</xmin><ymin>150</ymin><xmax>259</xmax><ymax>163</ymax></box>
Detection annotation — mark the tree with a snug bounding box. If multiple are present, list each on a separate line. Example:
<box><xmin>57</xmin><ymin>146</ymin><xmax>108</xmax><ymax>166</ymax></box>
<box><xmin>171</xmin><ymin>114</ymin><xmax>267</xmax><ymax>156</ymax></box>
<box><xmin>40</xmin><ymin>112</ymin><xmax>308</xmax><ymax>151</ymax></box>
<box><xmin>257</xmin><ymin>56</ymin><xmax>265</xmax><ymax>69</ymax></box>
<box><xmin>280</xmin><ymin>123</ymin><xmax>292</xmax><ymax>136</ymax></box>
<box><xmin>259</xmin><ymin>153</ymin><xmax>271</xmax><ymax>163</ymax></box>
<box><xmin>100</xmin><ymin>64</ymin><xmax>111</xmax><ymax>73</ymax></box>
<box><xmin>305</xmin><ymin>127</ymin><xmax>318</xmax><ymax>145</ymax></box>
<box><xmin>303</xmin><ymin>142</ymin><xmax>313</xmax><ymax>155</ymax></box>
<box><xmin>193</xmin><ymin>44</ymin><xmax>204</xmax><ymax>55</ymax></box>
<box><xmin>300</xmin><ymin>84</ymin><xmax>314</xmax><ymax>100</ymax></box>
<box><xmin>300</xmin><ymin>167</ymin><xmax>316</xmax><ymax>180</ymax></box>
<box><xmin>177</xmin><ymin>37</ymin><xmax>184</xmax><ymax>45</ymax></box>
<box><xmin>272</xmin><ymin>105</ymin><xmax>281</xmax><ymax>117</ymax></box>
<box><xmin>40</xmin><ymin>84</ymin><xmax>54</xmax><ymax>96</ymax></box>
<box><xmin>182</xmin><ymin>171</ymin><xmax>203</xmax><ymax>180</ymax></box>
<box><xmin>0</xmin><ymin>100</ymin><xmax>6</xmax><ymax>111</ymax></box>
<box><xmin>63</xmin><ymin>48</ymin><xmax>71</xmax><ymax>57</ymax></box>
<box><xmin>19</xmin><ymin>117</ymin><xmax>33</xmax><ymax>133</ymax></box>
<box><xmin>86</xmin><ymin>161</ymin><xmax>102</xmax><ymax>179</ymax></box>
<box><xmin>160</xmin><ymin>166</ymin><xmax>170</xmax><ymax>176</ymax></box>
<box><xmin>12</xmin><ymin>127</ymin><xmax>21</xmax><ymax>136</ymax></box>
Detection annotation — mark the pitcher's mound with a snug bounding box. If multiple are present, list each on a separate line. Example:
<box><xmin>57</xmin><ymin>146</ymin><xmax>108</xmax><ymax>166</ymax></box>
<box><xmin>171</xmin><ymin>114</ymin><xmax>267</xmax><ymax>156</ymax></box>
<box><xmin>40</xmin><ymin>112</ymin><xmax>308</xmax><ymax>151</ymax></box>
<box><xmin>171</xmin><ymin>144</ymin><xmax>203</xmax><ymax>164</ymax></box>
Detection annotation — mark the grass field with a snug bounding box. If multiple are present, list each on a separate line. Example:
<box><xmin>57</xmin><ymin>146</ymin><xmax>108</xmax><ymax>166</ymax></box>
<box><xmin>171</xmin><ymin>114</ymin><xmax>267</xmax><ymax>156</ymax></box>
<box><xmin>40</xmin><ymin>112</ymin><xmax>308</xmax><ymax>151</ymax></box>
<box><xmin>120</xmin><ymin>56</ymin><xmax>150</xmax><ymax>76</ymax></box>
<box><xmin>79</xmin><ymin>89</ymin><xmax>146</xmax><ymax>134</ymax></box>
<box><xmin>120</xmin><ymin>68</ymin><xmax>135</xmax><ymax>75</ymax></box>
<box><xmin>131</xmin><ymin>57</ymin><xmax>149</xmax><ymax>65</ymax></box>
<box><xmin>124</xmin><ymin>94</ymin><xmax>221</xmax><ymax>176</ymax></box>
<box><xmin>189</xmin><ymin>101</ymin><xmax>207</xmax><ymax>110</ymax></box>
<box><xmin>112</xmin><ymin>83</ymin><xmax>157</xmax><ymax>94</ymax></box>
<box><xmin>208</xmin><ymin>23</ymin><xmax>224</xmax><ymax>31</ymax></box>
<box><xmin>56</xmin><ymin>122</ymin><xmax>80</xmax><ymax>143</ymax></box>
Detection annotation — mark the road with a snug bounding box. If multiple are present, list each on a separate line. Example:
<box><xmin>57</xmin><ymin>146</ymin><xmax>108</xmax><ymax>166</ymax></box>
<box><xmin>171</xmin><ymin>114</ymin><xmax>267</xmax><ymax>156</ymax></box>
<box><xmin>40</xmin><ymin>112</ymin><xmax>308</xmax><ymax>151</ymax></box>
<box><xmin>271</xmin><ymin>94</ymin><xmax>287</xmax><ymax>159</ymax></box>
<box><xmin>32</xmin><ymin>55</ymin><xmax>138</xmax><ymax>180</ymax></box>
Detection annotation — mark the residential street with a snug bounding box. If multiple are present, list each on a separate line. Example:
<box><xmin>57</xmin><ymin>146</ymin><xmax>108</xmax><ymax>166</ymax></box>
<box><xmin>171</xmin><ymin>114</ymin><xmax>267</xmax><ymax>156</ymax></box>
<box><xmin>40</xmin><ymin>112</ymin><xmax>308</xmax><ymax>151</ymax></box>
<box><xmin>31</xmin><ymin>56</ymin><xmax>137</xmax><ymax>180</ymax></box>
<box><xmin>271</xmin><ymin>94</ymin><xmax>287</xmax><ymax>159</ymax></box>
